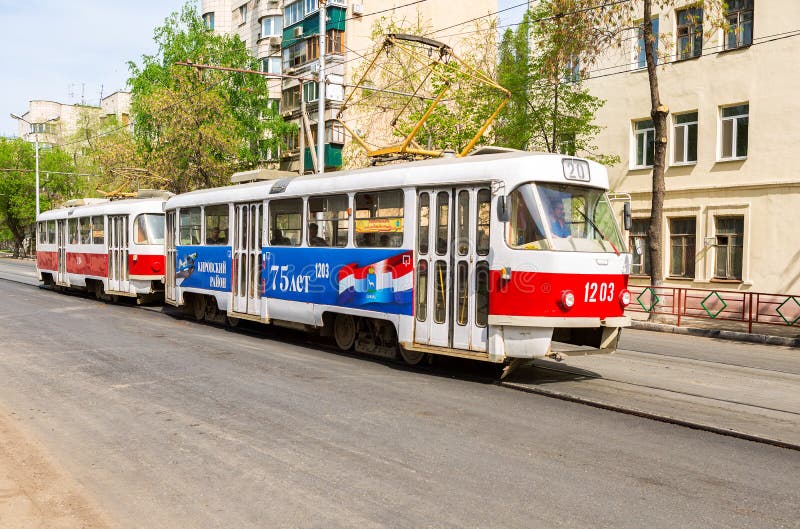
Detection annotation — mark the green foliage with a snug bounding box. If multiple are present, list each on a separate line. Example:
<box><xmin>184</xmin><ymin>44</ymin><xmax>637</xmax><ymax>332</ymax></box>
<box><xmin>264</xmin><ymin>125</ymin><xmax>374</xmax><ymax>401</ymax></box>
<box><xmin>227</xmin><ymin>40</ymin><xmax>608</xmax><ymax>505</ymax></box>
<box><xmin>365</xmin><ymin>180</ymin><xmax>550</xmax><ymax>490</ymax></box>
<box><xmin>127</xmin><ymin>1</ymin><xmax>294</xmax><ymax>192</ymax></box>
<box><xmin>0</xmin><ymin>138</ymin><xmax>82</xmax><ymax>255</ymax></box>
<box><xmin>495</xmin><ymin>5</ymin><xmax>619</xmax><ymax>166</ymax></box>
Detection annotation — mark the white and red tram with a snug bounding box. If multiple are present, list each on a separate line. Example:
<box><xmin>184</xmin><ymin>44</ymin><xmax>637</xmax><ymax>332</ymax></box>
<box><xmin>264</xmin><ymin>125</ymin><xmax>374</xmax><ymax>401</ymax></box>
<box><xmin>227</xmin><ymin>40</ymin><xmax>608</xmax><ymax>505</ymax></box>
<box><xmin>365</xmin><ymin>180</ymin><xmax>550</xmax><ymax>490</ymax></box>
<box><xmin>35</xmin><ymin>193</ymin><xmax>170</xmax><ymax>301</ymax></box>
<box><xmin>163</xmin><ymin>149</ymin><xmax>632</xmax><ymax>365</ymax></box>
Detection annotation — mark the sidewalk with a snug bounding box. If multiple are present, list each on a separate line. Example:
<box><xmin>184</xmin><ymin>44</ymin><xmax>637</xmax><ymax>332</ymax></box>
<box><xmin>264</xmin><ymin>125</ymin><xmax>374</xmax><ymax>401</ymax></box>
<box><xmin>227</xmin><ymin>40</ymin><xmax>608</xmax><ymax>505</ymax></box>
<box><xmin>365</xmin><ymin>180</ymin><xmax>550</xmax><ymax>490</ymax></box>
<box><xmin>503</xmin><ymin>331</ymin><xmax>800</xmax><ymax>449</ymax></box>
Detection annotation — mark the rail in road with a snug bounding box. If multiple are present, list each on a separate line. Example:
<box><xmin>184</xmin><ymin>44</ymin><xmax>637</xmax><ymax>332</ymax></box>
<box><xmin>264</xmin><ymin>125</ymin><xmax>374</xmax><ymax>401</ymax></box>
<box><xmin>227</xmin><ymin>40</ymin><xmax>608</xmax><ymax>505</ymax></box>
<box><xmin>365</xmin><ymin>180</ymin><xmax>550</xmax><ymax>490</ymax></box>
<box><xmin>1</xmin><ymin>256</ymin><xmax>798</xmax><ymax>450</ymax></box>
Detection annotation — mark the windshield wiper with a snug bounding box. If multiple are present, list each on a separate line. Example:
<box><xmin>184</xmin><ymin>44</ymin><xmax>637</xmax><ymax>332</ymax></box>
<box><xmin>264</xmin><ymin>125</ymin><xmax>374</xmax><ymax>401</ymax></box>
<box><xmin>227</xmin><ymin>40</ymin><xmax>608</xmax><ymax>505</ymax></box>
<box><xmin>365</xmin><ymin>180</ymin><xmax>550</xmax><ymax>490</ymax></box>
<box><xmin>576</xmin><ymin>208</ymin><xmax>619</xmax><ymax>256</ymax></box>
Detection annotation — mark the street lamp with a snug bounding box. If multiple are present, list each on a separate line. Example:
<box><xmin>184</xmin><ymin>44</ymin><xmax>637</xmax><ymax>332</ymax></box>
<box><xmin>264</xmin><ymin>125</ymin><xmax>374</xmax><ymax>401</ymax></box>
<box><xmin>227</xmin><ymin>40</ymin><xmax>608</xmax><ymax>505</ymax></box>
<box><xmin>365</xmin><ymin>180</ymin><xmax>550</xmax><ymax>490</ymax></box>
<box><xmin>10</xmin><ymin>113</ymin><xmax>58</xmax><ymax>218</ymax></box>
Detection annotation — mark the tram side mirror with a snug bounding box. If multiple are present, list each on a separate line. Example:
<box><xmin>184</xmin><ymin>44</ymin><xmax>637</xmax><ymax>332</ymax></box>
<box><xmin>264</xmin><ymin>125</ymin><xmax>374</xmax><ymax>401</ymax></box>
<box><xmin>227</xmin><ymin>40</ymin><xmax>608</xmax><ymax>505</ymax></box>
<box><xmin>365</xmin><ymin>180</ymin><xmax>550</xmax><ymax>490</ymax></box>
<box><xmin>497</xmin><ymin>195</ymin><xmax>510</xmax><ymax>222</ymax></box>
<box><xmin>623</xmin><ymin>202</ymin><xmax>632</xmax><ymax>231</ymax></box>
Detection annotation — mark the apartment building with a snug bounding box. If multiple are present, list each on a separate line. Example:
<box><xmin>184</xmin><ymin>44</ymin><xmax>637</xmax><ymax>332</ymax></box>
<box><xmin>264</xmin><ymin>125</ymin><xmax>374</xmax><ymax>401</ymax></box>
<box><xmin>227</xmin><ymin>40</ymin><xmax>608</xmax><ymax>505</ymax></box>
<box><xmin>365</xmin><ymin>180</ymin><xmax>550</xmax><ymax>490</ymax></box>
<box><xmin>14</xmin><ymin>91</ymin><xmax>132</xmax><ymax>150</ymax></box>
<box><xmin>201</xmin><ymin>0</ymin><xmax>496</xmax><ymax>172</ymax></box>
<box><xmin>584</xmin><ymin>0</ymin><xmax>800</xmax><ymax>294</ymax></box>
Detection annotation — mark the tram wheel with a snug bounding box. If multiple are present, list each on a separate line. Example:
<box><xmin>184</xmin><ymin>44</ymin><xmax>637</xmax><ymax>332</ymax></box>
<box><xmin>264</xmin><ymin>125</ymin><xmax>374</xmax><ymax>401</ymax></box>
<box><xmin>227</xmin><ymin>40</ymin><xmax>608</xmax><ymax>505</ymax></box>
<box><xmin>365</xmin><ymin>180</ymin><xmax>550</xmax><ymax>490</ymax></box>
<box><xmin>333</xmin><ymin>314</ymin><xmax>356</xmax><ymax>351</ymax></box>
<box><xmin>226</xmin><ymin>315</ymin><xmax>240</xmax><ymax>328</ymax></box>
<box><xmin>191</xmin><ymin>295</ymin><xmax>206</xmax><ymax>321</ymax></box>
<box><xmin>399</xmin><ymin>346</ymin><xmax>427</xmax><ymax>366</ymax></box>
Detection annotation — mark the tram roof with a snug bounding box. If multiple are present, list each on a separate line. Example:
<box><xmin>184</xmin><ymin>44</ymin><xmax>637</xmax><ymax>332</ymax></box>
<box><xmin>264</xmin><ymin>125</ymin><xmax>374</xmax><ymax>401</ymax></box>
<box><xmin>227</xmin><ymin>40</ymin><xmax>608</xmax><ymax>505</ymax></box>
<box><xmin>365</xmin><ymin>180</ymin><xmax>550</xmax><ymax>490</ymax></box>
<box><xmin>37</xmin><ymin>196</ymin><xmax>168</xmax><ymax>222</ymax></box>
<box><xmin>165</xmin><ymin>151</ymin><xmax>609</xmax><ymax>209</ymax></box>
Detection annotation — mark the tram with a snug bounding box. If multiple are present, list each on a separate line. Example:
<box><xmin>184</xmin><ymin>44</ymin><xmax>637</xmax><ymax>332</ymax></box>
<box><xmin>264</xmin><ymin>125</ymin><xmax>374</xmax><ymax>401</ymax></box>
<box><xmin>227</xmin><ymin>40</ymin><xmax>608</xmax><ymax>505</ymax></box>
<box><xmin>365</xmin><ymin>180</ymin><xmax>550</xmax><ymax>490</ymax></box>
<box><xmin>163</xmin><ymin>149</ymin><xmax>632</xmax><ymax>365</ymax></box>
<box><xmin>35</xmin><ymin>192</ymin><xmax>170</xmax><ymax>302</ymax></box>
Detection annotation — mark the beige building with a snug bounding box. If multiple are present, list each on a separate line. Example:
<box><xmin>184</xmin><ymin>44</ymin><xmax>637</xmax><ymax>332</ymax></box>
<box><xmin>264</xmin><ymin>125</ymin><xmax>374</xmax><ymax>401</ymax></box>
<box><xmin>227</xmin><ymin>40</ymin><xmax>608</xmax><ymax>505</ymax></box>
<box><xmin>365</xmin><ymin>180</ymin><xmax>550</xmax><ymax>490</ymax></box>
<box><xmin>14</xmin><ymin>91</ymin><xmax>131</xmax><ymax>150</ymax></box>
<box><xmin>584</xmin><ymin>0</ymin><xmax>800</xmax><ymax>295</ymax></box>
<box><xmin>201</xmin><ymin>0</ymin><xmax>497</xmax><ymax>172</ymax></box>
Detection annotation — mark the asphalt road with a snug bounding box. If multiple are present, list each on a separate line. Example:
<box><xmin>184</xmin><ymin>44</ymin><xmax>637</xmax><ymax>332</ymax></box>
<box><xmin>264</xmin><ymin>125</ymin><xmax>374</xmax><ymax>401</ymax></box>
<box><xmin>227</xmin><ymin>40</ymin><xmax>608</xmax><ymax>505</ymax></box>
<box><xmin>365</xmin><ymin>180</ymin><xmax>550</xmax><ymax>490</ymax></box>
<box><xmin>0</xmin><ymin>273</ymin><xmax>798</xmax><ymax>528</ymax></box>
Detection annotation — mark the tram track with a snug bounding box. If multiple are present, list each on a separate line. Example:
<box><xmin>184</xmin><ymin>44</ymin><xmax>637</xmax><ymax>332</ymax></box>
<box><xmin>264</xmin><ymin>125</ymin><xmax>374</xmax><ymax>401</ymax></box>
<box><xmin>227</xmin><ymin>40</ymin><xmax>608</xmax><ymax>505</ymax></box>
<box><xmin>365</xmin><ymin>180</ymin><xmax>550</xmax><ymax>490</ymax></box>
<box><xmin>1</xmin><ymin>272</ymin><xmax>798</xmax><ymax>451</ymax></box>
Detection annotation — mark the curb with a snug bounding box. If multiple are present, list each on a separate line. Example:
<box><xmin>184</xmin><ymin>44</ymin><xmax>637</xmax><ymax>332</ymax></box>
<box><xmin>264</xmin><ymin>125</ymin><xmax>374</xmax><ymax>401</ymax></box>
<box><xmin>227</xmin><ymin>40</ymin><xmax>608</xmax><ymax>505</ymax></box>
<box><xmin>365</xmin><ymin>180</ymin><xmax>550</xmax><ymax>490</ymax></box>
<box><xmin>630</xmin><ymin>320</ymin><xmax>800</xmax><ymax>348</ymax></box>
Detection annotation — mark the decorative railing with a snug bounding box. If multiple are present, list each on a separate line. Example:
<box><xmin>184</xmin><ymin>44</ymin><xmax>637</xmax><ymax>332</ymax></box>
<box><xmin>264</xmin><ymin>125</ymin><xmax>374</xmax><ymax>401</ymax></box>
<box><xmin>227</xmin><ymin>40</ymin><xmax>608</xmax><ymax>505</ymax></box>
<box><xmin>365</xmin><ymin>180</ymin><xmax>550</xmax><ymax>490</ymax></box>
<box><xmin>627</xmin><ymin>285</ymin><xmax>800</xmax><ymax>332</ymax></box>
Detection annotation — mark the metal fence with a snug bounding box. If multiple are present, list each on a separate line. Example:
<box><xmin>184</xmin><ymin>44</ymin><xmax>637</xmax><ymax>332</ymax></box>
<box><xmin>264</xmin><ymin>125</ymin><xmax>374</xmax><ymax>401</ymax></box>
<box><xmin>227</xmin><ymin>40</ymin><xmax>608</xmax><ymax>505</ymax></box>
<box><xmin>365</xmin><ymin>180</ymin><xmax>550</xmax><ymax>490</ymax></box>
<box><xmin>627</xmin><ymin>285</ymin><xmax>800</xmax><ymax>333</ymax></box>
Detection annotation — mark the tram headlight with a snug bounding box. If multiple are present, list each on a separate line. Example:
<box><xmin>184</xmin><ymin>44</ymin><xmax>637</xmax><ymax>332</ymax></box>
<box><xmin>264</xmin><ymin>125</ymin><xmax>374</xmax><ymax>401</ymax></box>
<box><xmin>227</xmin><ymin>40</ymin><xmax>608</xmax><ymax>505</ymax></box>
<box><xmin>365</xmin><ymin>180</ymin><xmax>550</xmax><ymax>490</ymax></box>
<box><xmin>619</xmin><ymin>289</ymin><xmax>632</xmax><ymax>308</ymax></box>
<box><xmin>560</xmin><ymin>290</ymin><xmax>575</xmax><ymax>311</ymax></box>
<box><xmin>152</xmin><ymin>260</ymin><xmax>162</xmax><ymax>273</ymax></box>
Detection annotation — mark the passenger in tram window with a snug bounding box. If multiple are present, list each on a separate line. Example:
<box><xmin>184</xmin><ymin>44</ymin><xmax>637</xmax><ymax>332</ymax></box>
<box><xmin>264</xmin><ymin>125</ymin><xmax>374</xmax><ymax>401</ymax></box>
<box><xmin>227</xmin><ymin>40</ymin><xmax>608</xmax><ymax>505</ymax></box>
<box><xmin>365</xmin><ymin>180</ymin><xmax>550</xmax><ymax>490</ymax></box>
<box><xmin>308</xmin><ymin>223</ymin><xmax>327</xmax><ymax>246</ymax></box>
<box><xmin>379</xmin><ymin>234</ymin><xmax>390</xmax><ymax>247</ymax></box>
<box><xmin>206</xmin><ymin>226</ymin><xmax>225</xmax><ymax>245</ymax></box>
<box><xmin>548</xmin><ymin>200</ymin><xmax>571</xmax><ymax>238</ymax></box>
<box><xmin>270</xmin><ymin>228</ymin><xmax>291</xmax><ymax>245</ymax></box>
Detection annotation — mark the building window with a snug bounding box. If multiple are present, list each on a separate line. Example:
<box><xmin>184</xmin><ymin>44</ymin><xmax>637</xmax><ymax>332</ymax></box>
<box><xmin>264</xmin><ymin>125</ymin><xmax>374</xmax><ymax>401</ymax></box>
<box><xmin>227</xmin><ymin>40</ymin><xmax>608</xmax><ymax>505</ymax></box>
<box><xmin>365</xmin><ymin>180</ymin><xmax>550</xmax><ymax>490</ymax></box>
<box><xmin>676</xmin><ymin>7</ymin><xmax>703</xmax><ymax>60</ymax></box>
<box><xmin>720</xmin><ymin>104</ymin><xmax>748</xmax><ymax>159</ymax></box>
<box><xmin>303</xmin><ymin>81</ymin><xmax>318</xmax><ymax>103</ymax></box>
<box><xmin>283</xmin><ymin>41</ymin><xmax>307</xmax><ymax>70</ymax></box>
<box><xmin>673</xmin><ymin>111</ymin><xmax>698</xmax><ymax>164</ymax></box>
<box><xmin>635</xmin><ymin>17</ymin><xmax>659</xmax><ymax>69</ymax></box>
<box><xmin>261</xmin><ymin>15</ymin><xmax>282</xmax><ymax>37</ymax></box>
<box><xmin>327</xmin><ymin>29</ymin><xmax>344</xmax><ymax>55</ymax></box>
<box><xmin>725</xmin><ymin>0</ymin><xmax>754</xmax><ymax>50</ymax></box>
<box><xmin>714</xmin><ymin>216</ymin><xmax>744</xmax><ymax>280</ymax></box>
<box><xmin>239</xmin><ymin>4</ymin><xmax>248</xmax><ymax>25</ymax></box>
<box><xmin>284</xmin><ymin>1</ymin><xmax>303</xmax><ymax>26</ymax></box>
<box><xmin>202</xmin><ymin>12</ymin><xmax>215</xmax><ymax>30</ymax></box>
<box><xmin>669</xmin><ymin>217</ymin><xmax>696</xmax><ymax>278</ymax></box>
<box><xmin>304</xmin><ymin>0</ymin><xmax>319</xmax><ymax>15</ymax></box>
<box><xmin>629</xmin><ymin>218</ymin><xmax>651</xmax><ymax>276</ymax></box>
<box><xmin>633</xmin><ymin>119</ymin><xmax>655</xmax><ymax>168</ymax></box>
<box><xmin>308</xmin><ymin>37</ymin><xmax>319</xmax><ymax>61</ymax></box>
<box><xmin>281</xmin><ymin>85</ymin><xmax>300</xmax><ymax>111</ymax></box>
<box><xmin>326</xmin><ymin>121</ymin><xmax>345</xmax><ymax>144</ymax></box>
<box><xmin>284</xmin><ymin>129</ymin><xmax>299</xmax><ymax>151</ymax></box>
<box><xmin>261</xmin><ymin>56</ymin><xmax>281</xmax><ymax>74</ymax></box>
<box><xmin>558</xmin><ymin>133</ymin><xmax>576</xmax><ymax>156</ymax></box>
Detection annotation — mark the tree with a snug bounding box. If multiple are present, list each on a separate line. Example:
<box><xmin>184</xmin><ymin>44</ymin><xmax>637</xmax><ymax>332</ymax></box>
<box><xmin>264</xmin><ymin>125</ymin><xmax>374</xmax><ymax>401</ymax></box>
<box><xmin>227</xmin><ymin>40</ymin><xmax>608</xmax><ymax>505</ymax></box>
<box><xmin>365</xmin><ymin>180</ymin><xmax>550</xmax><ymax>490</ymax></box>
<box><xmin>495</xmin><ymin>6</ymin><xmax>618</xmax><ymax>166</ymax></box>
<box><xmin>126</xmin><ymin>2</ymin><xmax>293</xmax><ymax>193</ymax></box>
<box><xmin>0</xmin><ymin>139</ymin><xmax>82</xmax><ymax>256</ymax></box>
<box><xmin>551</xmin><ymin>0</ymin><xmax>726</xmax><ymax>288</ymax></box>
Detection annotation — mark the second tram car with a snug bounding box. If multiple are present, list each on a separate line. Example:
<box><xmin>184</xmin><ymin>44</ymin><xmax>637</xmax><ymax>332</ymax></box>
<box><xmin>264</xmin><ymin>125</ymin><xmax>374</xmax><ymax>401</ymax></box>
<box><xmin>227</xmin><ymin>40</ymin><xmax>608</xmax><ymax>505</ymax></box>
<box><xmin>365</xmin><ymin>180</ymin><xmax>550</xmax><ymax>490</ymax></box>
<box><xmin>36</xmin><ymin>193</ymin><xmax>170</xmax><ymax>301</ymax></box>
<box><xmin>163</xmin><ymin>150</ymin><xmax>632</xmax><ymax>365</ymax></box>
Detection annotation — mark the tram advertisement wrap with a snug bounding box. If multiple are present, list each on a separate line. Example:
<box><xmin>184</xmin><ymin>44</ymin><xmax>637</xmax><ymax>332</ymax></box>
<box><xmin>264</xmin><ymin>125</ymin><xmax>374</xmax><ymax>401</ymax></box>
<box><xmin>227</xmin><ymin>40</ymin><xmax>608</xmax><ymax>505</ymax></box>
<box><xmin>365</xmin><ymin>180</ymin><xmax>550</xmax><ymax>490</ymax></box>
<box><xmin>175</xmin><ymin>246</ymin><xmax>232</xmax><ymax>291</ymax></box>
<box><xmin>262</xmin><ymin>248</ymin><xmax>413</xmax><ymax>315</ymax></box>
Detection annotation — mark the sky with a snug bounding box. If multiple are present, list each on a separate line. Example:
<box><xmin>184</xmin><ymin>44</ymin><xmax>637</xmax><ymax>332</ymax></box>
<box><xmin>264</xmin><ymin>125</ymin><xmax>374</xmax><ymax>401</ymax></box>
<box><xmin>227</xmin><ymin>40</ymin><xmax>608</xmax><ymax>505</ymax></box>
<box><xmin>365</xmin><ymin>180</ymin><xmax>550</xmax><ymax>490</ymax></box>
<box><xmin>0</xmin><ymin>0</ymin><xmax>528</xmax><ymax>138</ymax></box>
<box><xmin>0</xmin><ymin>0</ymin><xmax>187</xmax><ymax>137</ymax></box>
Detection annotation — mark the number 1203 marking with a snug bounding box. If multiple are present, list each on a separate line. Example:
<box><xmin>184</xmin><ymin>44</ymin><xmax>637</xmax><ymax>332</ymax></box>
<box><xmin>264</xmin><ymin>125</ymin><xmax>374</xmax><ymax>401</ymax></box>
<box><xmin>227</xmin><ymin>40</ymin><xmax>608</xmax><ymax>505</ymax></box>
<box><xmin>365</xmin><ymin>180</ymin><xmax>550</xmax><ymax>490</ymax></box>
<box><xmin>584</xmin><ymin>282</ymin><xmax>615</xmax><ymax>303</ymax></box>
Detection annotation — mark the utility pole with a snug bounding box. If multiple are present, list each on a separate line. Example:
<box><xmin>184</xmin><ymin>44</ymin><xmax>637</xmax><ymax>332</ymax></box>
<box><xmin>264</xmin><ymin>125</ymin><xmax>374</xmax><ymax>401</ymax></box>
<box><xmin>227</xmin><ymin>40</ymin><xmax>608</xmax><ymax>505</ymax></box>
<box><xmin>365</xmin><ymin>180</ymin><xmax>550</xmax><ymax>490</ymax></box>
<box><xmin>317</xmin><ymin>0</ymin><xmax>326</xmax><ymax>174</ymax></box>
<box><xmin>10</xmin><ymin>114</ymin><xmax>58</xmax><ymax>218</ymax></box>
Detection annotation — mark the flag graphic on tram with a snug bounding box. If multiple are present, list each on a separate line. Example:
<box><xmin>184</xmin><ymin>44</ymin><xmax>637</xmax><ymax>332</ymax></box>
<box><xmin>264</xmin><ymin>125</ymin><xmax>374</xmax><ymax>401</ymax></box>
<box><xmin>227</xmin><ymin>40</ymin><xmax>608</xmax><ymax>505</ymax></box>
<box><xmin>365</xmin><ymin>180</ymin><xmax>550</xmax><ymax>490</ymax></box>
<box><xmin>337</xmin><ymin>251</ymin><xmax>413</xmax><ymax>307</ymax></box>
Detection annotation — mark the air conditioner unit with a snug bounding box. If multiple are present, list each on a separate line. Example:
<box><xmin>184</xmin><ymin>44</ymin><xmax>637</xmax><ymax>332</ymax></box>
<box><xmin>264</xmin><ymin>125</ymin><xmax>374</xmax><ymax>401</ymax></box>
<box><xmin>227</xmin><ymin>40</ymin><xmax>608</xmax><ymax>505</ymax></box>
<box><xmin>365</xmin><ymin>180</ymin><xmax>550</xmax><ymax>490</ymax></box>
<box><xmin>309</xmin><ymin>62</ymin><xmax>320</xmax><ymax>73</ymax></box>
<box><xmin>269</xmin><ymin>36</ymin><xmax>281</xmax><ymax>48</ymax></box>
<box><xmin>352</xmin><ymin>3</ymin><xmax>363</xmax><ymax>15</ymax></box>
<box><xmin>293</xmin><ymin>27</ymin><xmax>303</xmax><ymax>38</ymax></box>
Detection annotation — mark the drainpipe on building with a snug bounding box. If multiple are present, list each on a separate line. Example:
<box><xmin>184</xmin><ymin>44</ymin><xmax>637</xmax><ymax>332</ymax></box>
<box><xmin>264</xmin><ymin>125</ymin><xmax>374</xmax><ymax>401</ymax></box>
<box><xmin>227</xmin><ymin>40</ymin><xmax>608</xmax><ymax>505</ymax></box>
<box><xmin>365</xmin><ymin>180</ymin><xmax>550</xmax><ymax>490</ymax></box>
<box><xmin>317</xmin><ymin>0</ymin><xmax>326</xmax><ymax>174</ymax></box>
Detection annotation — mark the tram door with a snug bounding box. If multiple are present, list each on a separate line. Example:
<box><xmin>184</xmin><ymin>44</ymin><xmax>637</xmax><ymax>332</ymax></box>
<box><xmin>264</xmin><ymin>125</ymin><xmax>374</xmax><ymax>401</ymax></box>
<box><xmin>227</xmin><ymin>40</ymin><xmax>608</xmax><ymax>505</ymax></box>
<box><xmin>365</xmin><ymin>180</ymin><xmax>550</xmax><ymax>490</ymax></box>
<box><xmin>232</xmin><ymin>203</ymin><xmax>263</xmax><ymax>315</ymax></box>
<box><xmin>107</xmin><ymin>215</ymin><xmax>130</xmax><ymax>293</ymax></box>
<box><xmin>415</xmin><ymin>187</ymin><xmax>490</xmax><ymax>351</ymax></box>
<box><xmin>56</xmin><ymin>219</ymin><xmax>67</xmax><ymax>285</ymax></box>
<box><xmin>165</xmin><ymin>211</ymin><xmax>176</xmax><ymax>303</ymax></box>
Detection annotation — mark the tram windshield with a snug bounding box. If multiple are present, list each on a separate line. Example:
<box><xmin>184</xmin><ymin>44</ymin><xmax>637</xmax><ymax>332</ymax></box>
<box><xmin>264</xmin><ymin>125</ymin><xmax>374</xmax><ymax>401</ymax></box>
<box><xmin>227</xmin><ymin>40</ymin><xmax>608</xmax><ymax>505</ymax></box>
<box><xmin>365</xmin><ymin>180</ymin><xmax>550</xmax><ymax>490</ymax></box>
<box><xmin>506</xmin><ymin>183</ymin><xmax>624</xmax><ymax>253</ymax></box>
<box><xmin>134</xmin><ymin>214</ymin><xmax>165</xmax><ymax>245</ymax></box>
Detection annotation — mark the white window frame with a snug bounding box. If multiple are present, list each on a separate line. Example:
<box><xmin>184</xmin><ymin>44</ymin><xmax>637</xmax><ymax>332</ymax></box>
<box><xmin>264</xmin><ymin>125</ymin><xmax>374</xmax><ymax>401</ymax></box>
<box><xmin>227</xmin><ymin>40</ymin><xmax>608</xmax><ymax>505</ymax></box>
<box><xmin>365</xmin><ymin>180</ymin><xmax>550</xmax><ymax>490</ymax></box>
<box><xmin>262</xmin><ymin>56</ymin><xmax>282</xmax><ymax>74</ymax></box>
<box><xmin>631</xmin><ymin>118</ymin><xmax>655</xmax><ymax>169</ymax></box>
<box><xmin>284</xmin><ymin>1</ymin><xmax>303</xmax><ymax>26</ymax></box>
<box><xmin>304</xmin><ymin>0</ymin><xmax>319</xmax><ymax>16</ymax></box>
<box><xmin>718</xmin><ymin>103</ymin><xmax>749</xmax><ymax>161</ymax></box>
<box><xmin>631</xmin><ymin>17</ymin><xmax>659</xmax><ymax>70</ymax></box>
<box><xmin>239</xmin><ymin>4</ymin><xmax>248</xmax><ymax>25</ymax></box>
<box><xmin>202</xmin><ymin>11</ymin><xmax>215</xmax><ymax>30</ymax></box>
<box><xmin>261</xmin><ymin>15</ymin><xmax>282</xmax><ymax>37</ymax></box>
<box><xmin>303</xmin><ymin>81</ymin><xmax>319</xmax><ymax>103</ymax></box>
<box><xmin>672</xmin><ymin>111</ymin><xmax>698</xmax><ymax>166</ymax></box>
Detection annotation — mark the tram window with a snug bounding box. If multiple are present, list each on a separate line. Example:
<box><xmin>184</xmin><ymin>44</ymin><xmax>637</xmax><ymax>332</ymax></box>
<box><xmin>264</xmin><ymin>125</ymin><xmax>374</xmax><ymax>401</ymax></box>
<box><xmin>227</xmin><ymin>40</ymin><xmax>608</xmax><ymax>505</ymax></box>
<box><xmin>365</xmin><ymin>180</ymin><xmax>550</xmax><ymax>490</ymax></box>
<box><xmin>47</xmin><ymin>221</ymin><xmax>55</xmax><ymax>244</ymax></box>
<box><xmin>269</xmin><ymin>198</ymin><xmax>302</xmax><ymax>246</ymax></box>
<box><xmin>476</xmin><ymin>189</ymin><xmax>491</xmax><ymax>256</ymax></box>
<box><xmin>506</xmin><ymin>186</ymin><xmax>548</xmax><ymax>249</ymax></box>
<box><xmin>38</xmin><ymin>222</ymin><xmax>45</xmax><ymax>244</ymax></box>
<box><xmin>355</xmin><ymin>190</ymin><xmax>403</xmax><ymax>247</ymax></box>
<box><xmin>179</xmin><ymin>207</ymin><xmax>202</xmax><ymax>245</ymax></box>
<box><xmin>307</xmin><ymin>194</ymin><xmax>348</xmax><ymax>247</ymax></box>
<box><xmin>456</xmin><ymin>261</ymin><xmax>468</xmax><ymax>326</ymax></box>
<box><xmin>475</xmin><ymin>261</ymin><xmax>489</xmax><ymax>327</ymax></box>
<box><xmin>135</xmin><ymin>214</ymin><xmax>165</xmax><ymax>245</ymax></box>
<box><xmin>457</xmin><ymin>190</ymin><xmax>469</xmax><ymax>256</ymax></box>
<box><xmin>68</xmin><ymin>218</ymin><xmax>78</xmax><ymax>244</ymax></box>
<box><xmin>79</xmin><ymin>217</ymin><xmax>91</xmax><ymax>244</ymax></box>
<box><xmin>435</xmin><ymin>192</ymin><xmax>449</xmax><ymax>255</ymax></box>
<box><xmin>91</xmin><ymin>216</ymin><xmax>104</xmax><ymax>244</ymax></box>
<box><xmin>417</xmin><ymin>193</ymin><xmax>429</xmax><ymax>254</ymax></box>
<box><xmin>204</xmin><ymin>205</ymin><xmax>229</xmax><ymax>245</ymax></box>
<box><xmin>433</xmin><ymin>260</ymin><xmax>447</xmax><ymax>324</ymax></box>
<box><xmin>416</xmin><ymin>260</ymin><xmax>428</xmax><ymax>322</ymax></box>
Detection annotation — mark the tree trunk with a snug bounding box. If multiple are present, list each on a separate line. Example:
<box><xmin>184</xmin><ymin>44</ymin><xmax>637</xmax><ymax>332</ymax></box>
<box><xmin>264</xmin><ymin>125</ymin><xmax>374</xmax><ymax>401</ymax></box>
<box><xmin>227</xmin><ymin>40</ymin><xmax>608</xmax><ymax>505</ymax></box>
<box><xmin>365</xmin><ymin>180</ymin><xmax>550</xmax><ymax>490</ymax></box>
<box><xmin>642</xmin><ymin>0</ymin><xmax>667</xmax><ymax>292</ymax></box>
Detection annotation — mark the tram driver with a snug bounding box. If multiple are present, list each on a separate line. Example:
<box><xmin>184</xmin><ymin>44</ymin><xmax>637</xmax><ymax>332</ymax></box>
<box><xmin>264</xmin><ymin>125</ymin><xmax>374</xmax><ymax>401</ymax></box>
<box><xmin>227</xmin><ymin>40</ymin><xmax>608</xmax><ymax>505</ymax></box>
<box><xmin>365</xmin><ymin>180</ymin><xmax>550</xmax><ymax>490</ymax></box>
<box><xmin>548</xmin><ymin>200</ymin><xmax>571</xmax><ymax>238</ymax></box>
